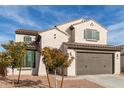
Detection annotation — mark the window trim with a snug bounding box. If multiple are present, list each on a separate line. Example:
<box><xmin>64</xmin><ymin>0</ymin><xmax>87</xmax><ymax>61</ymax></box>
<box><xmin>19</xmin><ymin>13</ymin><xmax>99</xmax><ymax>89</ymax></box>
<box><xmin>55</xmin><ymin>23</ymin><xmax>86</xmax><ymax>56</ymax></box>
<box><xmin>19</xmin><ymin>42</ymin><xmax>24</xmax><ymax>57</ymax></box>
<box><xmin>84</xmin><ymin>29</ymin><xmax>99</xmax><ymax>41</ymax></box>
<box><xmin>23</xmin><ymin>50</ymin><xmax>36</xmax><ymax>68</ymax></box>
<box><xmin>17</xmin><ymin>67</ymin><xmax>32</xmax><ymax>71</ymax></box>
<box><xmin>24</xmin><ymin>36</ymin><xmax>32</xmax><ymax>42</ymax></box>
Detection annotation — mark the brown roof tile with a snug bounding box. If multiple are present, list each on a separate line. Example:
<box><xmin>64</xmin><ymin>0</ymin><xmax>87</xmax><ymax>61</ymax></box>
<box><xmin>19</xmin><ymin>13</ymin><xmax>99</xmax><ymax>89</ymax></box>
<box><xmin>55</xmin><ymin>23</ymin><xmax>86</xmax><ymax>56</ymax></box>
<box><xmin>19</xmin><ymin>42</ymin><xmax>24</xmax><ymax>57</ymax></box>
<box><xmin>63</xmin><ymin>42</ymin><xmax>122</xmax><ymax>51</ymax></box>
<box><xmin>15</xmin><ymin>29</ymin><xmax>39</xmax><ymax>36</ymax></box>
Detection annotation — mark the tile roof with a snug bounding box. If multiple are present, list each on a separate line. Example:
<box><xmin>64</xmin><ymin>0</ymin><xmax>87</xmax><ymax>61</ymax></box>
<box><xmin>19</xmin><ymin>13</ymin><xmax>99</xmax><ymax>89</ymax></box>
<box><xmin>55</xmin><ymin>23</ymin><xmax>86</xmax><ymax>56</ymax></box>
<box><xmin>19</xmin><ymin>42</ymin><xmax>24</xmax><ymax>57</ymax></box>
<box><xmin>15</xmin><ymin>29</ymin><xmax>39</xmax><ymax>36</ymax></box>
<box><xmin>15</xmin><ymin>18</ymin><xmax>84</xmax><ymax>35</ymax></box>
<box><xmin>63</xmin><ymin>42</ymin><xmax>122</xmax><ymax>51</ymax></box>
<box><xmin>118</xmin><ymin>45</ymin><xmax>124</xmax><ymax>54</ymax></box>
<box><xmin>26</xmin><ymin>42</ymin><xmax>37</xmax><ymax>50</ymax></box>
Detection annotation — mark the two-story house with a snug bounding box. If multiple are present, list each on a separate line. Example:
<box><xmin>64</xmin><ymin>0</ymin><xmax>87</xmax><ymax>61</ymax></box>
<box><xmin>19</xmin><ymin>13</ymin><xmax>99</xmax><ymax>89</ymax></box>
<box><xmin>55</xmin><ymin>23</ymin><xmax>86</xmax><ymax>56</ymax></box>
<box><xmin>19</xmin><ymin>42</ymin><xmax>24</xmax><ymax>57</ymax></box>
<box><xmin>7</xmin><ymin>18</ymin><xmax>122</xmax><ymax>76</ymax></box>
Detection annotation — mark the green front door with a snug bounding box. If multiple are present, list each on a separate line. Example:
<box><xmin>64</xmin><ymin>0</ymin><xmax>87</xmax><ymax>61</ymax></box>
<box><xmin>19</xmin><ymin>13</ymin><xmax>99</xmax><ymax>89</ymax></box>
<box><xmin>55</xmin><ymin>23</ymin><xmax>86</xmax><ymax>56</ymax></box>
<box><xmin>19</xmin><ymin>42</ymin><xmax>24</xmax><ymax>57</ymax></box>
<box><xmin>24</xmin><ymin>50</ymin><xmax>35</xmax><ymax>68</ymax></box>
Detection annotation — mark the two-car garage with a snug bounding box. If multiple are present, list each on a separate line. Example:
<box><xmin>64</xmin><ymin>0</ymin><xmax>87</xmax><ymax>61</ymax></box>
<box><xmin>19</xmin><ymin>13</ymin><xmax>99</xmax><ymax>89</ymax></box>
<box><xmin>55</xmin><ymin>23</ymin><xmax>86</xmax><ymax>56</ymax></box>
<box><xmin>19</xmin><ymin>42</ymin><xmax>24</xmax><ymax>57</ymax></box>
<box><xmin>76</xmin><ymin>52</ymin><xmax>114</xmax><ymax>75</ymax></box>
<box><xmin>64</xmin><ymin>42</ymin><xmax>122</xmax><ymax>76</ymax></box>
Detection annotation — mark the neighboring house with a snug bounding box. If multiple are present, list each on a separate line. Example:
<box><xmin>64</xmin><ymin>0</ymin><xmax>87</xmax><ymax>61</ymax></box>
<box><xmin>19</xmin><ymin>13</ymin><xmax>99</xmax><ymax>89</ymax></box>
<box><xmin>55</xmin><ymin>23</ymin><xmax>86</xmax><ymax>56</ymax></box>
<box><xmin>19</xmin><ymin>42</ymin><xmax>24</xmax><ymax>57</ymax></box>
<box><xmin>7</xmin><ymin>18</ymin><xmax>122</xmax><ymax>76</ymax></box>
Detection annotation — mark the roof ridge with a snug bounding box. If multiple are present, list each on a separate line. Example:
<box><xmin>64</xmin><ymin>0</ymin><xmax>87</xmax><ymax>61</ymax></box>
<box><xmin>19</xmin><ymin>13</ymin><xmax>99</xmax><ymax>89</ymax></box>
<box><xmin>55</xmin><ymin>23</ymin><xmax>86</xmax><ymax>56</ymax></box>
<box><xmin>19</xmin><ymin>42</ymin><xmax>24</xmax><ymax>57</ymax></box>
<box><xmin>55</xmin><ymin>18</ymin><xmax>83</xmax><ymax>27</ymax></box>
<box><xmin>54</xmin><ymin>26</ymin><xmax>70</xmax><ymax>36</ymax></box>
<box><xmin>16</xmin><ymin>29</ymin><xmax>39</xmax><ymax>32</ymax></box>
<box><xmin>38</xmin><ymin>18</ymin><xmax>84</xmax><ymax>33</ymax></box>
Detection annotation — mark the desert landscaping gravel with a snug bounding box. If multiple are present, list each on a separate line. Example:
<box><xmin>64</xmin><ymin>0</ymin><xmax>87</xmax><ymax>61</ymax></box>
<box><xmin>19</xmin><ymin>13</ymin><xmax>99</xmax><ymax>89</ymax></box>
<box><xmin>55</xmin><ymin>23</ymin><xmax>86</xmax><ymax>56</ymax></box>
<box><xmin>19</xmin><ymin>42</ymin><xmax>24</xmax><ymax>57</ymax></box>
<box><xmin>0</xmin><ymin>75</ymin><xmax>103</xmax><ymax>88</ymax></box>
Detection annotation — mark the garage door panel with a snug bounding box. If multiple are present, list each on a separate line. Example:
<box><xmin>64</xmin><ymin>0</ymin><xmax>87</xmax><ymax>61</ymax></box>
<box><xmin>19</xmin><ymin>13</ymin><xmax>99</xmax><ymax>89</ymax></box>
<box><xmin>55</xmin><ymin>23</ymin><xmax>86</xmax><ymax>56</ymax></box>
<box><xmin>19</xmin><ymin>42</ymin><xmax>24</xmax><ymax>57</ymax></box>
<box><xmin>76</xmin><ymin>52</ymin><xmax>113</xmax><ymax>75</ymax></box>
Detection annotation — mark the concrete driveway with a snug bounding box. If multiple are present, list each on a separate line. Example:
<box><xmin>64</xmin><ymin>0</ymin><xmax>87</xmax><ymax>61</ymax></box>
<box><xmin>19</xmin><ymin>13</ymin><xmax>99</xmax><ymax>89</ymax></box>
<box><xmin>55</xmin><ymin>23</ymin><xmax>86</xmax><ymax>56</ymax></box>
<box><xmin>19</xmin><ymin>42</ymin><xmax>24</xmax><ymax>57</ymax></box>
<box><xmin>77</xmin><ymin>74</ymin><xmax>124</xmax><ymax>88</ymax></box>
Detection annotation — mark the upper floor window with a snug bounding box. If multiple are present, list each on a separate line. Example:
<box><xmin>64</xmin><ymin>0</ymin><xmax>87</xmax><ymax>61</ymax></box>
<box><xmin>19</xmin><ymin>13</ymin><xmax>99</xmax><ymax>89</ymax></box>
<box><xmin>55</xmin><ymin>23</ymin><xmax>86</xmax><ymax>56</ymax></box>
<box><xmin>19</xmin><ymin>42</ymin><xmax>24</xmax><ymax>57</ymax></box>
<box><xmin>84</xmin><ymin>29</ymin><xmax>99</xmax><ymax>41</ymax></box>
<box><xmin>24</xmin><ymin>36</ymin><xmax>32</xmax><ymax>42</ymax></box>
<box><xmin>54</xmin><ymin>34</ymin><xmax>56</xmax><ymax>39</ymax></box>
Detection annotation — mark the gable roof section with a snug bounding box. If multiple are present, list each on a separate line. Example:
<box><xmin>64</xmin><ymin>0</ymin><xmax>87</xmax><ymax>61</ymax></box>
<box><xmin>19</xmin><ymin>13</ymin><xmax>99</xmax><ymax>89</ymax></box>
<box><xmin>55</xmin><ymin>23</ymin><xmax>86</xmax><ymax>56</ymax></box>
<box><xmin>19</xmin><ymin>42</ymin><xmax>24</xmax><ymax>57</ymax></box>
<box><xmin>37</xmin><ymin>27</ymin><xmax>69</xmax><ymax>37</ymax></box>
<box><xmin>15</xmin><ymin>18</ymin><xmax>108</xmax><ymax>36</ymax></box>
<box><xmin>72</xmin><ymin>19</ymin><xmax>108</xmax><ymax>31</ymax></box>
<box><xmin>38</xmin><ymin>18</ymin><xmax>84</xmax><ymax>36</ymax></box>
<box><xmin>55</xmin><ymin>18</ymin><xmax>83</xmax><ymax>27</ymax></box>
<box><xmin>38</xmin><ymin>18</ymin><xmax>83</xmax><ymax>33</ymax></box>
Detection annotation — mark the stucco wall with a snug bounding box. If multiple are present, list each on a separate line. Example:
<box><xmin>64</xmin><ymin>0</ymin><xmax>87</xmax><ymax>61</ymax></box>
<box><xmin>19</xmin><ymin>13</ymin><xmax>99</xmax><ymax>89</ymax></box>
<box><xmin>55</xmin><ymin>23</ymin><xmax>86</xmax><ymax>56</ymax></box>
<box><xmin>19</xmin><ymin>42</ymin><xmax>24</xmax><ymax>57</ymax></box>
<box><xmin>32</xmin><ymin>51</ymin><xmax>41</xmax><ymax>75</ymax></box>
<box><xmin>39</xmin><ymin>29</ymin><xmax>69</xmax><ymax>49</ymax></box>
<box><xmin>57</xmin><ymin>19</ymin><xmax>83</xmax><ymax>32</ymax></box>
<box><xmin>37</xmin><ymin>29</ymin><xmax>69</xmax><ymax>76</ymax></box>
<box><xmin>38</xmin><ymin>56</ymin><xmax>46</xmax><ymax>75</ymax></box>
<box><xmin>7</xmin><ymin>68</ymin><xmax>33</xmax><ymax>75</ymax></box>
<box><xmin>114</xmin><ymin>52</ymin><xmax>121</xmax><ymax>74</ymax></box>
<box><xmin>73</xmin><ymin>20</ymin><xmax>107</xmax><ymax>44</ymax></box>
<box><xmin>16</xmin><ymin>34</ymin><xmax>36</xmax><ymax>42</ymax></box>
<box><xmin>67</xmin><ymin>49</ymin><xmax>76</xmax><ymax>76</ymax></box>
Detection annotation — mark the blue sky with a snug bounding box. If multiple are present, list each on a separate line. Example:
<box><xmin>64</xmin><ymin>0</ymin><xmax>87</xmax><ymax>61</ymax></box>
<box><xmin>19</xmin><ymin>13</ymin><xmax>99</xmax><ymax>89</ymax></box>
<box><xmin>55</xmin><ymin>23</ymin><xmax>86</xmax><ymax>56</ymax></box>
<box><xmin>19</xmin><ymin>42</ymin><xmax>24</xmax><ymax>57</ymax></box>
<box><xmin>0</xmin><ymin>5</ymin><xmax>124</xmax><ymax>51</ymax></box>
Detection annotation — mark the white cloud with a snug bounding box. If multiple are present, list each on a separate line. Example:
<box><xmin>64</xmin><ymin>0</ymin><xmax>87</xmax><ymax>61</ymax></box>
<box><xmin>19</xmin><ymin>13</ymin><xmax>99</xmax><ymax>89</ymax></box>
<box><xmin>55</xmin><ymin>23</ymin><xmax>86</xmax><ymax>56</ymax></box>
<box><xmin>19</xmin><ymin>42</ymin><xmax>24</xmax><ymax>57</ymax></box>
<box><xmin>0</xmin><ymin>23</ymin><xmax>18</xmax><ymax>34</ymax></box>
<box><xmin>33</xmin><ymin>6</ymin><xmax>80</xmax><ymax>24</ymax></box>
<box><xmin>108</xmin><ymin>22</ymin><xmax>124</xmax><ymax>31</ymax></box>
<box><xmin>0</xmin><ymin>35</ymin><xmax>13</xmax><ymax>42</ymax></box>
<box><xmin>0</xmin><ymin>6</ymin><xmax>40</xmax><ymax>29</ymax></box>
<box><xmin>0</xmin><ymin>34</ymin><xmax>14</xmax><ymax>51</ymax></box>
<box><xmin>108</xmin><ymin>21</ymin><xmax>124</xmax><ymax>45</ymax></box>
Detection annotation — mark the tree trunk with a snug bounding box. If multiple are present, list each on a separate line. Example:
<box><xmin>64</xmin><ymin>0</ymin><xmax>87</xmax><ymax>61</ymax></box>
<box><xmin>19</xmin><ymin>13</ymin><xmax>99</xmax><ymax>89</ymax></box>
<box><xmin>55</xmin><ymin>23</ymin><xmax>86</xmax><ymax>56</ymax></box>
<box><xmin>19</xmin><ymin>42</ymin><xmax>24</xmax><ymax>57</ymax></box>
<box><xmin>17</xmin><ymin>58</ymin><xmax>23</xmax><ymax>84</ymax></box>
<box><xmin>12</xmin><ymin>68</ymin><xmax>15</xmax><ymax>86</ymax></box>
<box><xmin>45</xmin><ymin>66</ymin><xmax>51</xmax><ymax>88</ymax></box>
<box><xmin>54</xmin><ymin>69</ymin><xmax>57</xmax><ymax>88</ymax></box>
<box><xmin>60</xmin><ymin>67</ymin><xmax>64</xmax><ymax>88</ymax></box>
<box><xmin>4</xmin><ymin>67</ymin><xmax>7</xmax><ymax>87</ymax></box>
<box><xmin>17</xmin><ymin>65</ymin><xmax>22</xmax><ymax>84</ymax></box>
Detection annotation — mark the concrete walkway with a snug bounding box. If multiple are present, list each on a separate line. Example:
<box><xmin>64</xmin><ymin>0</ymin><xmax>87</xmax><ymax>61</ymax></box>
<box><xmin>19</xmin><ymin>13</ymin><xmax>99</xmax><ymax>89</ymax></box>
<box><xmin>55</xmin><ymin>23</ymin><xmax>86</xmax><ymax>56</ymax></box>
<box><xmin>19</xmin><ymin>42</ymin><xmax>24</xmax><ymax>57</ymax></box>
<box><xmin>76</xmin><ymin>74</ymin><xmax>124</xmax><ymax>88</ymax></box>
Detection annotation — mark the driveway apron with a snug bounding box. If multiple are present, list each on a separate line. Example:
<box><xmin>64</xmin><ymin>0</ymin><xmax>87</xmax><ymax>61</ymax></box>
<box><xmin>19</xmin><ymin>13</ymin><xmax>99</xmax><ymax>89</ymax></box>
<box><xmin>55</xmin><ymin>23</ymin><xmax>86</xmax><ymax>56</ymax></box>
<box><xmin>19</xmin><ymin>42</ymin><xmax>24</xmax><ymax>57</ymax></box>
<box><xmin>77</xmin><ymin>75</ymin><xmax>124</xmax><ymax>88</ymax></box>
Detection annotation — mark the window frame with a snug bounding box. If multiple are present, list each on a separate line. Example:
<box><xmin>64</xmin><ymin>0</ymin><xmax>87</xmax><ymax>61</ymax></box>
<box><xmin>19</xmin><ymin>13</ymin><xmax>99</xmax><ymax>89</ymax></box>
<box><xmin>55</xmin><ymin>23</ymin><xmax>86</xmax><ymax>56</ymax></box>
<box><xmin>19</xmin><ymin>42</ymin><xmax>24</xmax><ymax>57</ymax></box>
<box><xmin>24</xmin><ymin>36</ymin><xmax>32</xmax><ymax>42</ymax></box>
<box><xmin>84</xmin><ymin>29</ymin><xmax>99</xmax><ymax>41</ymax></box>
<box><xmin>23</xmin><ymin>50</ymin><xmax>36</xmax><ymax>68</ymax></box>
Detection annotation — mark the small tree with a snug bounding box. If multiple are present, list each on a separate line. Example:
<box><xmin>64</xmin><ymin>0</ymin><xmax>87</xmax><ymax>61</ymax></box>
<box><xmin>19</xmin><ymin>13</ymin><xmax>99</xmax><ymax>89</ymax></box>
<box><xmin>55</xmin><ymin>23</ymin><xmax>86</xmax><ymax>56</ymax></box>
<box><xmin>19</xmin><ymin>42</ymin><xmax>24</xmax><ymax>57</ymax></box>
<box><xmin>42</xmin><ymin>47</ymin><xmax>52</xmax><ymax>88</ymax></box>
<box><xmin>60</xmin><ymin>54</ymin><xmax>73</xmax><ymax>88</ymax></box>
<box><xmin>15</xmin><ymin>42</ymin><xmax>27</xmax><ymax>84</ymax></box>
<box><xmin>50</xmin><ymin>48</ymin><xmax>73</xmax><ymax>88</ymax></box>
<box><xmin>2</xmin><ymin>41</ymin><xmax>19</xmax><ymax>77</ymax></box>
<box><xmin>2</xmin><ymin>41</ymin><xmax>27</xmax><ymax>84</ymax></box>
<box><xmin>42</xmin><ymin>47</ymin><xmax>73</xmax><ymax>88</ymax></box>
<box><xmin>0</xmin><ymin>52</ymin><xmax>12</xmax><ymax>78</ymax></box>
<box><xmin>50</xmin><ymin>48</ymin><xmax>65</xmax><ymax>88</ymax></box>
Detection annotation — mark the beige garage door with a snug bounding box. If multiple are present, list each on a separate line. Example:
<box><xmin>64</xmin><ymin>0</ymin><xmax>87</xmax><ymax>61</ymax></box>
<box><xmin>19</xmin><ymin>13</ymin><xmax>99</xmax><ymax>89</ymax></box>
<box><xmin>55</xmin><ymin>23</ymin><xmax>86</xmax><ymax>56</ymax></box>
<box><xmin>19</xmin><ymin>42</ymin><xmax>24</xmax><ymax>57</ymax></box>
<box><xmin>76</xmin><ymin>52</ymin><xmax>114</xmax><ymax>75</ymax></box>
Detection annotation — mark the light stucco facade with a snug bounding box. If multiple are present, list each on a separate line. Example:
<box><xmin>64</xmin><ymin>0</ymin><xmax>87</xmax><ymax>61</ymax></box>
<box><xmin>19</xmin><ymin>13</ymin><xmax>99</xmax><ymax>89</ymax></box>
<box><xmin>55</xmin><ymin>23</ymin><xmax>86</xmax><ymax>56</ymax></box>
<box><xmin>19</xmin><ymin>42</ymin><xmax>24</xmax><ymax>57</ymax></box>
<box><xmin>7</xmin><ymin>18</ymin><xmax>121</xmax><ymax>76</ymax></box>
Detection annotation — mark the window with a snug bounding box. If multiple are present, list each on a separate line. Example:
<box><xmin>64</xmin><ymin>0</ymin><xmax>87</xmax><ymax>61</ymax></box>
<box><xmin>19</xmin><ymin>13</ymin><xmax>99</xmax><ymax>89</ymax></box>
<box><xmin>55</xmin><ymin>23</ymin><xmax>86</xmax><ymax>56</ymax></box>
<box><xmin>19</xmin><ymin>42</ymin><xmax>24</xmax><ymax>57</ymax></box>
<box><xmin>24</xmin><ymin>36</ymin><xmax>32</xmax><ymax>42</ymax></box>
<box><xmin>84</xmin><ymin>29</ymin><xmax>99</xmax><ymax>41</ymax></box>
<box><xmin>54</xmin><ymin>34</ymin><xmax>56</xmax><ymax>39</ymax></box>
<box><xmin>23</xmin><ymin>50</ymin><xmax>35</xmax><ymax>68</ymax></box>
